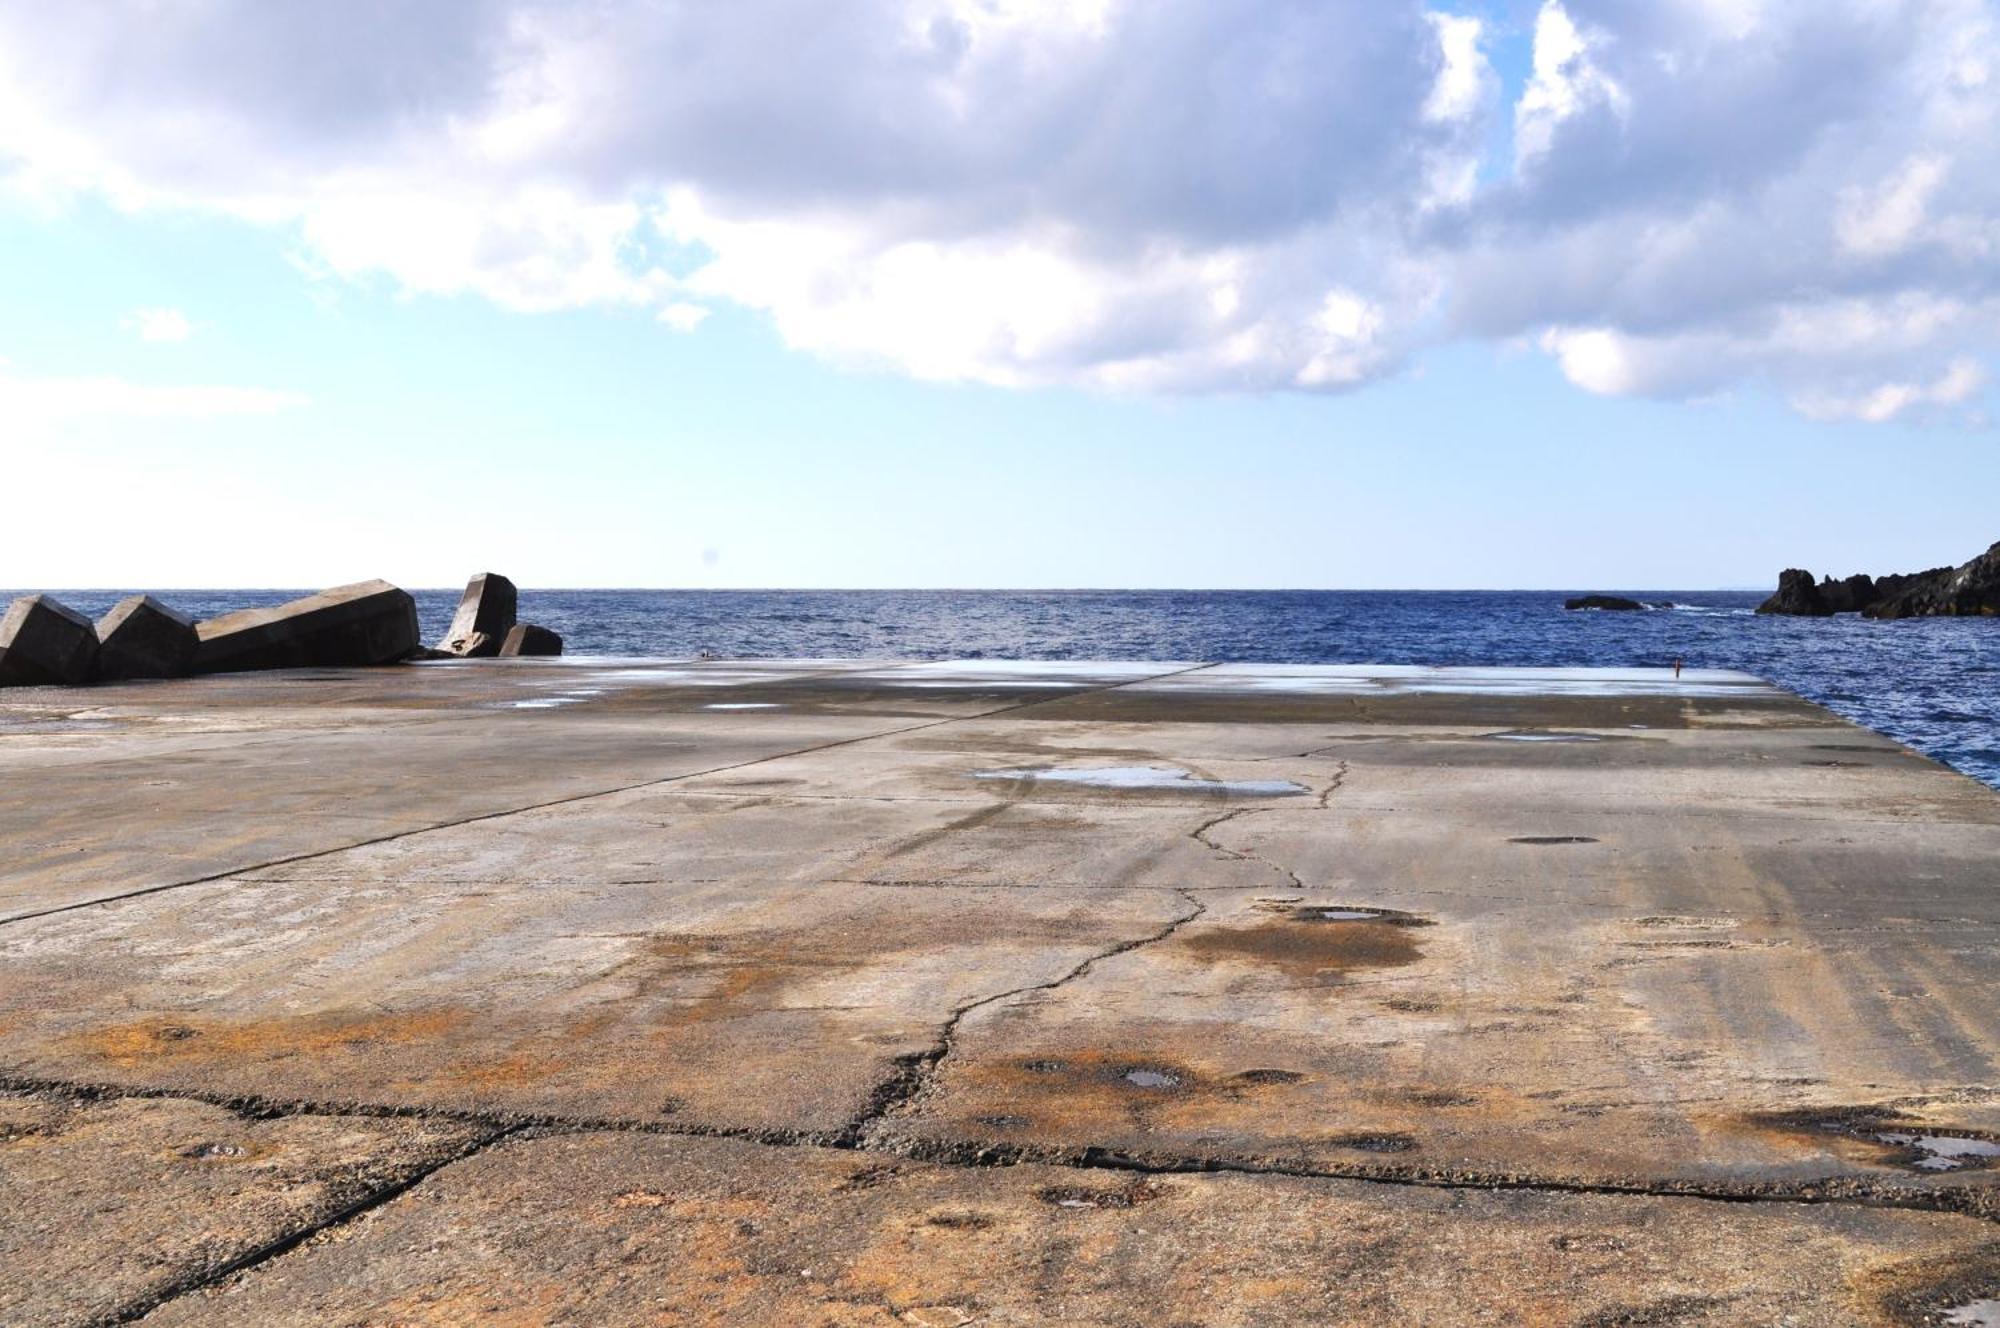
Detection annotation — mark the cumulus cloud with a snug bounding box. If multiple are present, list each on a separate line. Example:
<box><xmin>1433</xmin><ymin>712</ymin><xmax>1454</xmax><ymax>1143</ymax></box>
<box><xmin>0</xmin><ymin>0</ymin><xmax>1993</xmax><ymax>418</ymax></box>
<box><xmin>121</xmin><ymin>307</ymin><xmax>194</xmax><ymax>342</ymax></box>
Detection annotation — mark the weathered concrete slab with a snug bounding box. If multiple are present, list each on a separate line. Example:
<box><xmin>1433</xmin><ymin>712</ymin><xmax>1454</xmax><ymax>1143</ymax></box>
<box><xmin>2</xmin><ymin>659</ymin><xmax>1998</xmax><ymax>1321</ymax></box>
<box><xmin>93</xmin><ymin>593</ymin><xmax>199</xmax><ymax>681</ymax></box>
<box><xmin>0</xmin><ymin>1088</ymin><xmax>488</xmax><ymax>1327</ymax></box>
<box><xmin>0</xmin><ymin>594</ymin><xmax>97</xmax><ymax>686</ymax></box>
<box><xmin>194</xmin><ymin>579</ymin><xmax>420</xmax><ymax>674</ymax></box>
<box><xmin>144</xmin><ymin>1130</ymin><xmax>2000</xmax><ymax>1327</ymax></box>
<box><xmin>437</xmin><ymin>572</ymin><xmax>516</xmax><ymax>657</ymax></box>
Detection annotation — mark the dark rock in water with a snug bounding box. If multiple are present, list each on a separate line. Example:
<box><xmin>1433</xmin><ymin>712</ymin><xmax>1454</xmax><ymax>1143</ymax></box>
<box><xmin>1866</xmin><ymin>543</ymin><xmax>2000</xmax><ymax>619</ymax></box>
<box><xmin>499</xmin><ymin>624</ymin><xmax>563</xmax><ymax>657</ymax></box>
<box><xmin>1816</xmin><ymin>573</ymin><xmax>1878</xmax><ymax>615</ymax></box>
<box><xmin>93</xmin><ymin>595</ymin><xmax>198</xmax><ymax>682</ymax></box>
<box><xmin>1565</xmin><ymin>595</ymin><xmax>1645</xmax><ymax>611</ymax></box>
<box><xmin>0</xmin><ymin>595</ymin><xmax>99</xmax><ymax>686</ymax></box>
<box><xmin>194</xmin><ymin>580</ymin><xmax>420</xmax><ymax>674</ymax></box>
<box><xmin>438</xmin><ymin>572</ymin><xmax>517</xmax><ymax>657</ymax></box>
<box><xmin>1757</xmin><ymin>569</ymin><xmax>1831</xmax><ymax>616</ymax></box>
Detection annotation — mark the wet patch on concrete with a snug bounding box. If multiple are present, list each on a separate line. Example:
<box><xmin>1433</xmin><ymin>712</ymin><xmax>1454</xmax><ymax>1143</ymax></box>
<box><xmin>1510</xmin><ymin>835</ymin><xmax>1600</xmax><ymax>845</ymax></box>
<box><xmin>971</xmin><ymin>765</ymin><xmax>1307</xmax><ymax>796</ymax></box>
<box><xmin>1171</xmin><ymin>907</ymin><xmax>1433</xmax><ymax>982</ymax></box>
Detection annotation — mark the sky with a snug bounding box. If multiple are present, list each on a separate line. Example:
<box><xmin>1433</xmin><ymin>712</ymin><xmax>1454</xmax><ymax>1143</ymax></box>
<box><xmin>1</xmin><ymin>0</ymin><xmax>1996</xmax><ymax>590</ymax></box>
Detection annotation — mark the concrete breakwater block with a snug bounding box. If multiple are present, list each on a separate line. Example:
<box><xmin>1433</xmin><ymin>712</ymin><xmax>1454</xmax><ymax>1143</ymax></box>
<box><xmin>194</xmin><ymin>580</ymin><xmax>420</xmax><ymax>674</ymax></box>
<box><xmin>0</xmin><ymin>595</ymin><xmax>99</xmax><ymax>686</ymax></box>
<box><xmin>498</xmin><ymin>624</ymin><xmax>563</xmax><ymax>657</ymax></box>
<box><xmin>93</xmin><ymin>595</ymin><xmax>198</xmax><ymax>682</ymax></box>
<box><xmin>437</xmin><ymin>572</ymin><xmax>518</xmax><ymax>657</ymax></box>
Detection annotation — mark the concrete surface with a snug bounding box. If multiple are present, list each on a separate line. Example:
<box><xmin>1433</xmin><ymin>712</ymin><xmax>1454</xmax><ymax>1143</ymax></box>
<box><xmin>2</xmin><ymin>657</ymin><xmax>1997</xmax><ymax>1325</ymax></box>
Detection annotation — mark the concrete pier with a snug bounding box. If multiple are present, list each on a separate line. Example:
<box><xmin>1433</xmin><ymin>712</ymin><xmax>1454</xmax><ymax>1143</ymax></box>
<box><xmin>2</xmin><ymin>658</ymin><xmax>1998</xmax><ymax>1325</ymax></box>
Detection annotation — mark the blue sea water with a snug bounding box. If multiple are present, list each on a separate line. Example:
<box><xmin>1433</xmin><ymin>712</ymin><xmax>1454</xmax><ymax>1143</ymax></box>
<box><xmin>23</xmin><ymin>588</ymin><xmax>2000</xmax><ymax>789</ymax></box>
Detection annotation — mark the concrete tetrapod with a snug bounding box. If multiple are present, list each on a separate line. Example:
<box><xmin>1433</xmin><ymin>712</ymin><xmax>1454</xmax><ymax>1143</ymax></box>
<box><xmin>498</xmin><ymin>624</ymin><xmax>563</xmax><ymax>657</ymax></box>
<box><xmin>437</xmin><ymin>573</ymin><xmax>518</xmax><ymax>658</ymax></box>
<box><xmin>193</xmin><ymin>580</ymin><xmax>420</xmax><ymax>674</ymax></box>
<box><xmin>93</xmin><ymin>595</ymin><xmax>199</xmax><ymax>682</ymax></box>
<box><xmin>0</xmin><ymin>595</ymin><xmax>98</xmax><ymax>686</ymax></box>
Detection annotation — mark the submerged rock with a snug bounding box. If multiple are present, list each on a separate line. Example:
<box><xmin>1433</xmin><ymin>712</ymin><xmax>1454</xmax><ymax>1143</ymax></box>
<box><xmin>194</xmin><ymin>580</ymin><xmax>420</xmax><ymax>673</ymax></box>
<box><xmin>0</xmin><ymin>595</ymin><xmax>99</xmax><ymax>686</ymax></box>
<box><xmin>1565</xmin><ymin>595</ymin><xmax>1645</xmax><ymax>611</ymax></box>
<box><xmin>93</xmin><ymin>595</ymin><xmax>198</xmax><ymax>682</ymax></box>
<box><xmin>437</xmin><ymin>572</ymin><xmax>518</xmax><ymax>657</ymax></box>
<box><xmin>499</xmin><ymin>624</ymin><xmax>563</xmax><ymax>657</ymax></box>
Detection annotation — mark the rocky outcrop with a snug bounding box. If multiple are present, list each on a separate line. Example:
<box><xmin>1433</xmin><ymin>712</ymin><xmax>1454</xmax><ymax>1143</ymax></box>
<box><xmin>1865</xmin><ymin>542</ymin><xmax>2000</xmax><ymax>619</ymax></box>
<box><xmin>1759</xmin><ymin>543</ymin><xmax>1998</xmax><ymax>618</ymax></box>
<box><xmin>93</xmin><ymin>595</ymin><xmax>198</xmax><ymax>682</ymax></box>
<box><xmin>194</xmin><ymin>580</ymin><xmax>421</xmax><ymax>674</ymax></box>
<box><xmin>1565</xmin><ymin>595</ymin><xmax>1645</xmax><ymax>611</ymax></box>
<box><xmin>0</xmin><ymin>595</ymin><xmax>99</xmax><ymax>686</ymax></box>
<box><xmin>437</xmin><ymin>572</ymin><xmax>518</xmax><ymax>657</ymax></box>
<box><xmin>1757</xmin><ymin>570</ymin><xmax>1832</xmax><ymax>616</ymax></box>
<box><xmin>499</xmin><ymin>624</ymin><xmax>563</xmax><ymax>657</ymax></box>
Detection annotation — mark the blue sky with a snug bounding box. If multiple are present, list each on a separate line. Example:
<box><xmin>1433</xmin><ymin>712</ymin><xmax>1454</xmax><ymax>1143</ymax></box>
<box><xmin>2</xmin><ymin>1</ymin><xmax>1994</xmax><ymax>589</ymax></box>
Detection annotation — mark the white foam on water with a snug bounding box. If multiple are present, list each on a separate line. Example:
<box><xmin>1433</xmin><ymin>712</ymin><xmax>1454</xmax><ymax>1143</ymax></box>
<box><xmin>973</xmin><ymin>765</ymin><xmax>1306</xmax><ymax>796</ymax></box>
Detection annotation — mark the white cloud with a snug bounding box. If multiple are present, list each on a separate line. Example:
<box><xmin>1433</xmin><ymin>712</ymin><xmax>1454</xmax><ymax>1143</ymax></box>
<box><xmin>1793</xmin><ymin>357</ymin><xmax>1988</xmax><ymax>423</ymax></box>
<box><xmin>0</xmin><ymin>363</ymin><xmax>306</xmax><ymax>425</ymax></box>
<box><xmin>121</xmin><ymin>306</ymin><xmax>194</xmax><ymax>343</ymax></box>
<box><xmin>0</xmin><ymin>0</ymin><xmax>1993</xmax><ymax>420</ymax></box>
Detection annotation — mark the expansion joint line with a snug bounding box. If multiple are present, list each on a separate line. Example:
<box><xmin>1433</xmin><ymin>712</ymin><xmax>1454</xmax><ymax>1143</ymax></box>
<box><xmin>98</xmin><ymin>1122</ymin><xmax>522</xmax><ymax>1326</ymax></box>
<box><xmin>0</xmin><ymin>660</ymin><xmax>1216</xmax><ymax>930</ymax></box>
<box><xmin>6</xmin><ymin>1073</ymin><xmax>1998</xmax><ymax>1233</ymax></box>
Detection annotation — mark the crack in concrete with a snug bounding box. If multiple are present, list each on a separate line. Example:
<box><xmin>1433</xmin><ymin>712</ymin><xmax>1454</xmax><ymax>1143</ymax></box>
<box><xmin>0</xmin><ymin>662</ymin><xmax>1219</xmax><ymax>930</ymax></box>
<box><xmin>842</xmin><ymin>887</ymin><xmax>1210</xmax><ymax>1148</ymax></box>
<box><xmin>97</xmin><ymin>1121</ymin><xmax>519</xmax><ymax>1326</ymax></box>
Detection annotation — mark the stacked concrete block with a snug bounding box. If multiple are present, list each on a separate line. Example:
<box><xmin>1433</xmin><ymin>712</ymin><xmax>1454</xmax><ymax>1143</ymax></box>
<box><xmin>499</xmin><ymin>624</ymin><xmax>563</xmax><ymax>657</ymax></box>
<box><xmin>0</xmin><ymin>595</ymin><xmax>99</xmax><ymax>686</ymax></box>
<box><xmin>194</xmin><ymin>580</ymin><xmax>420</xmax><ymax>674</ymax></box>
<box><xmin>93</xmin><ymin>595</ymin><xmax>199</xmax><ymax>682</ymax></box>
<box><xmin>436</xmin><ymin>572</ymin><xmax>518</xmax><ymax>657</ymax></box>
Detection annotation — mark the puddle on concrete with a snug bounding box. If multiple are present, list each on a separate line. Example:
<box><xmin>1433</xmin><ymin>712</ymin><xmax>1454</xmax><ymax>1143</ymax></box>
<box><xmin>1875</xmin><ymin>1132</ymin><xmax>2000</xmax><ymax>1171</ymax></box>
<box><xmin>1510</xmin><ymin>835</ymin><xmax>1599</xmax><ymax>845</ymax></box>
<box><xmin>1314</xmin><ymin>908</ymin><xmax>1385</xmax><ymax>921</ymax></box>
<box><xmin>703</xmin><ymin>702</ymin><xmax>781</xmax><ymax>710</ymax></box>
<box><xmin>1945</xmin><ymin>1300</ymin><xmax>2000</xmax><ymax>1326</ymax></box>
<box><xmin>1486</xmin><ymin>732</ymin><xmax>1604</xmax><ymax>743</ymax></box>
<box><xmin>973</xmin><ymin>765</ymin><xmax>1306</xmax><ymax>796</ymax></box>
<box><xmin>1121</xmin><ymin>1068</ymin><xmax>1181</xmax><ymax>1089</ymax></box>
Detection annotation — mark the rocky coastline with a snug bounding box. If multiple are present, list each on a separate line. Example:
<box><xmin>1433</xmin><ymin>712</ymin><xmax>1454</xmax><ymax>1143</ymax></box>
<box><xmin>1756</xmin><ymin>541</ymin><xmax>2000</xmax><ymax>618</ymax></box>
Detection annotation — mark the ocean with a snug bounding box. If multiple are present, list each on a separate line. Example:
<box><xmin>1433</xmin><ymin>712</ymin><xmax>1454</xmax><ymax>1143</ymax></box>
<box><xmin>24</xmin><ymin>588</ymin><xmax>2000</xmax><ymax>790</ymax></box>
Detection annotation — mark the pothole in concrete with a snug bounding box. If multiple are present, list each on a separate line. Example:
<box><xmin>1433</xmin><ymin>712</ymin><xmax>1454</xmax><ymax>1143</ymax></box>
<box><xmin>1234</xmin><ymin>1068</ymin><xmax>1307</xmax><ymax>1085</ymax></box>
<box><xmin>1036</xmin><ymin>1182</ymin><xmax>1164</xmax><ymax>1210</ymax></box>
<box><xmin>182</xmin><ymin>1142</ymin><xmax>243</xmax><ymax>1160</ymax></box>
<box><xmin>1314</xmin><ymin>908</ymin><xmax>1387</xmax><ymax>920</ymax></box>
<box><xmin>972</xmin><ymin>765</ymin><xmax>1307</xmax><ymax>796</ymax></box>
<box><xmin>1874</xmin><ymin>1132</ymin><xmax>2000</xmax><ymax>1171</ymax></box>
<box><xmin>1510</xmin><ymin>835</ymin><xmax>1599</xmax><ymax>845</ymax></box>
<box><xmin>1485</xmin><ymin>732</ymin><xmax>1603</xmax><ymax>743</ymax></box>
<box><xmin>1945</xmin><ymin>1300</ymin><xmax>2000</xmax><ymax>1326</ymax></box>
<box><xmin>1329</xmin><ymin>1132</ymin><xmax>1418</xmax><ymax>1154</ymax></box>
<box><xmin>1121</xmin><ymin>1067</ymin><xmax>1182</xmax><ymax>1089</ymax></box>
<box><xmin>1288</xmin><ymin>905</ymin><xmax>1429</xmax><ymax>927</ymax></box>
